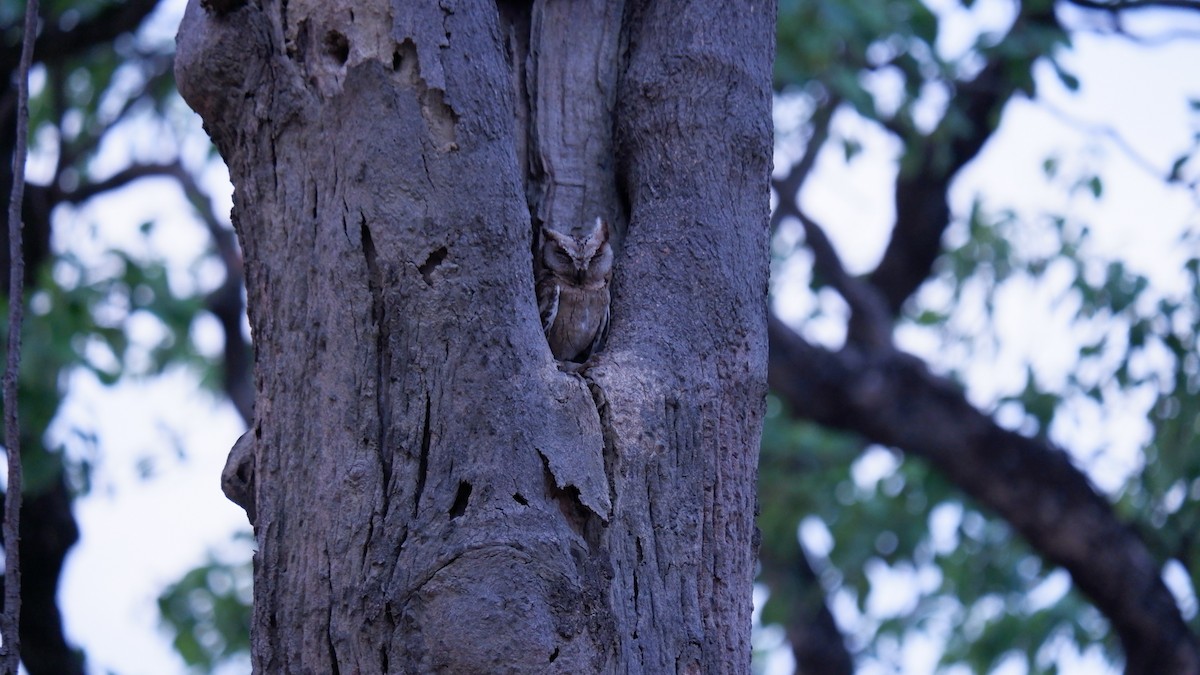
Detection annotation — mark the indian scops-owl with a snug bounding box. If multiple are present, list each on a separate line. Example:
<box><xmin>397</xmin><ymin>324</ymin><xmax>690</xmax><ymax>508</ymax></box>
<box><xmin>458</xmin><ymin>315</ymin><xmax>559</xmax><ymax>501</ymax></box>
<box><xmin>536</xmin><ymin>217</ymin><xmax>612</xmax><ymax>363</ymax></box>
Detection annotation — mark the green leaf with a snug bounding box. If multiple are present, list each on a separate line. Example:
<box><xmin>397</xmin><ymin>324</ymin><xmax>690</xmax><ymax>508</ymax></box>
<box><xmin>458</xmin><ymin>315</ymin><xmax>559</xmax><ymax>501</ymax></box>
<box><xmin>1042</xmin><ymin>156</ymin><xmax>1059</xmax><ymax>178</ymax></box>
<box><xmin>1053</xmin><ymin>62</ymin><xmax>1080</xmax><ymax>92</ymax></box>
<box><xmin>158</xmin><ymin>544</ymin><xmax>254</xmax><ymax>670</ymax></box>
<box><xmin>842</xmin><ymin>136</ymin><xmax>863</xmax><ymax>162</ymax></box>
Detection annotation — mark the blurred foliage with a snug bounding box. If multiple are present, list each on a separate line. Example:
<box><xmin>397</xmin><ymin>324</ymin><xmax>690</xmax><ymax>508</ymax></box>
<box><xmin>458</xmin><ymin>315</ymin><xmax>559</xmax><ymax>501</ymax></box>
<box><xmin>157</xmin><ymin>537</ymin><xmax>253</xmax><ymax>672</ymax></box>
<box><xmin>759</xmin><ymin>412</ymin><xmax>1118</xmax><ymax>673</ymax></box>
<box><xmin>0</xmin><ymin>248</ymin><xmax>202</xmax><ymax>495</ymax></box>
<box><xmin>1</xmin><ymin>0</ymin><xmax>241</xmax><ymax>671</ymax></box>
<box><xmin>1</xmin><ymin>0</ymin><xmax>219</xmax><ymax>482</ymax></box>
<box><xmin>763</xmin><ymin>0</ymin><xmax>1200</xmax><ymax>672</ymax></box>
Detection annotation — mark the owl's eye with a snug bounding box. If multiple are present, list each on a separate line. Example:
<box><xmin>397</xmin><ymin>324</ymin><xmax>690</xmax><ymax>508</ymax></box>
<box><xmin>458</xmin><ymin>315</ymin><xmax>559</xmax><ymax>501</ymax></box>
<box><xmin>548</xmin><ymin>247</ymin><xmax>574</xmax><ymax>267</ymax></box>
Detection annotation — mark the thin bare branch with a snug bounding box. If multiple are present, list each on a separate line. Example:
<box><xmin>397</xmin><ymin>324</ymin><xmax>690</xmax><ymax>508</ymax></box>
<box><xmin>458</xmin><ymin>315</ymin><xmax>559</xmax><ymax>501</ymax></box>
<box><xmin>1040</xmin><ymin>100</ymin><xmax>1192</xmax><ymax>184</ymax></box>
<box><xmin>794</xmin><ymin>209</ymin><xmax>894</xmax><ymax>352</ymax></box>
<box><xmin>58</xmin><ymin>162</ymin><xmax>182</xmax><ymax>205</ymax></box>
<box><xmin>1064</xmin><ymin>20</ymin><xmax>1200</xmax><ymax>43</ymax></box>
<box><xmin>60</xmin><ymin>160</ymin><xmax>252</xmax><ymax>423</ymax></box>
<box><xmin>770</xmin><ymin>96</ymin><xmax>838</xmax><ymax>233</ymax></box>
<box><xmin>3</xmin><ymin>1</ymin><xmax>39</xmax><ymax>671</ymax></box>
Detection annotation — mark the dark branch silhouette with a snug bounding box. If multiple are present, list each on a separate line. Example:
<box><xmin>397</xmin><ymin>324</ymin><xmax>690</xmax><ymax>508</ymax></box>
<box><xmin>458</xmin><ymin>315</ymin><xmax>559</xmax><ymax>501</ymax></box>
<box><xmin>1065</xmin><ymin>0</ymin><xmax>1200</xmax><ymax>10</ymax></box>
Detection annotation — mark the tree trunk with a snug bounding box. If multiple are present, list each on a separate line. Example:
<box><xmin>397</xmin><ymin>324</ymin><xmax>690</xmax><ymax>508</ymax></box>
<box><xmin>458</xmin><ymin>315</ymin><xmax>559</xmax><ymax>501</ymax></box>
<box><xmin>176</xmin><ymin>1</ymin><xmax>772</xmax><ymax>672</ymax></box>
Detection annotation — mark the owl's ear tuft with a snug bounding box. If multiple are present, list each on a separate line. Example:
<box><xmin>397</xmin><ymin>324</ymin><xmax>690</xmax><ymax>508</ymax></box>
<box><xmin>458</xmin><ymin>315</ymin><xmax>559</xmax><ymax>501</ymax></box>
<box><xmin>542</xmin><ymin>226</ymin><xmax>572</xmax><ymax>246</ymax></box>
<box><xmin>594</xmin><ymin>217</ymin><xmax>610</xmax><ymax>244</ymax></box>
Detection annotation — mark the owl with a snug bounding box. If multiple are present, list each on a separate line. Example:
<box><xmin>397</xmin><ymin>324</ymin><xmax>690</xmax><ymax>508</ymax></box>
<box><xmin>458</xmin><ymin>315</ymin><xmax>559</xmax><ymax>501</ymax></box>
<box><xmin>536</xmin><ymin>217</ymin><xmax>613</xmax><ymax>363</ymax></box>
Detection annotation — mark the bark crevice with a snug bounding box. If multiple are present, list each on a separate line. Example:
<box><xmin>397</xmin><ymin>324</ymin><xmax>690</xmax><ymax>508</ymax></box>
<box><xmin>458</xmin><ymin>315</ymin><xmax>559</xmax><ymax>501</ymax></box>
<box><xmin>448</xmin><ymin>481</ymin><xmax>471</xmax><ymax>519</ymax></box>
<box><xmin>413</xmin><ymin>394</ymin><xmax>431</xmax><ymax>519</ymax></box>
<box><xmin>325</xmin><ymin>549</ymin><xmax>341</xmax><ymax>675</ymax></box>
<box><xmin>360</xmin><ymin>217</ymin><xmax>392</xmax><ymax>522</ymax></box>
<box><xmin>417</xmin><ymin>246</ymin><xmax>448</xmax><ymax>285</ymax></box>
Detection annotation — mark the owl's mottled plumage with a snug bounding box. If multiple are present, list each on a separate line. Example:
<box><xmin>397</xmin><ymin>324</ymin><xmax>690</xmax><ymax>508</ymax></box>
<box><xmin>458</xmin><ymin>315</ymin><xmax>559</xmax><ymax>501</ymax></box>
<box><xmin>536</xmin><ymin>217</ymin><xmax>612</xmax><ymax>363</ymax></box>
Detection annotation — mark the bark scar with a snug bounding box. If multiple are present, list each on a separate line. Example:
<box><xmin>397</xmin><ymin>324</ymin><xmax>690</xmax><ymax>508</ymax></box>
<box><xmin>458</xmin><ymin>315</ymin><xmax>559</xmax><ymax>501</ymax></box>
<box><xmin>418</xmin><ymin>246</ymin><xmax>448</xmax><ymax>286</ymax></box>
<box><xmin>393</xmin><ymin>39</ymin><xmax>459</xmax><ymax>152</ymax></box>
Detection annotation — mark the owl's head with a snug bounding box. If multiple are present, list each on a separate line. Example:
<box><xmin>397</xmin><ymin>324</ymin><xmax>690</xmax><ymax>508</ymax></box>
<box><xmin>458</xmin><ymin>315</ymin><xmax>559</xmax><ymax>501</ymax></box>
<box><xmin>541</xmin><ymin>217</ymin><xmax>612</xmax><ymax>285</ymax></box>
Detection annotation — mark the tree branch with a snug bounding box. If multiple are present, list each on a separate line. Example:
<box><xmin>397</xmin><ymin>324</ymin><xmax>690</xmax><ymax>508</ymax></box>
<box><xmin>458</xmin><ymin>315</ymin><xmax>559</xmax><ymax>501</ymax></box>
<box><xmin>59</xmin><ymin>161</ymin><xmax>253</xmax><ymax>424</ymax></box>
<box><xmin>57</xmin><ymin>162</ymin><xmax>182</xmax><ymax>205</ymax></box>
<box><xmin>795</xmin><ymin>209</ymin><xmax>894</xmax><ymax>351</ymax></box>
<box><xmin>0</xmin><ymin>0</ymin><xmax>163</xmax><ymax>75</ymax></box>
<box><xmin>1065</xmin><ymin>0</ymin><xmax>1200</xmax><ymax>11</ymax></box>
<box><xmin>771</xmin><ymin>98</ymin><xmax>896</xmax><ymax>351</ymax></box>
<box><xmin>767</xmin><ymin>313</ymin><xmax>1200</xmax><ymax>674</ymax></box>
<box><xmin>171</xmin><ymin>170</ymin><xmax>252</xmax><ymax>425</ymax></box>
<box><xmin>759</xmin><ymin>542</ymin><xmax>853</xmax><ymax>675</ymax></box>
<box><xmin>12</xmin><ymin>473</ymin><xmax>84</xmax><ymax>675</ymax></box>
<box><xmin>771</xmin><ymin>95</ymin><xmax>839</xmax><ymax>234</ymax></box>
<box><xmin>1040</xmin><ymin>100</ymin><xmax>1196</xmax><ymax>187</ymax></box>
<box><xmin>865</xmin><ymin>4</ymin><xmax>1061</xmax><ymax>317</ymax></box>
<box><xmin>55</xmin><ymin>53</ymin><xmax>177</xmax><ymax>174</ymax></box>
<box><xmin>2</xmin><ymin>0</ymin><xmax>38</xmax><ymax>668</ymax></box>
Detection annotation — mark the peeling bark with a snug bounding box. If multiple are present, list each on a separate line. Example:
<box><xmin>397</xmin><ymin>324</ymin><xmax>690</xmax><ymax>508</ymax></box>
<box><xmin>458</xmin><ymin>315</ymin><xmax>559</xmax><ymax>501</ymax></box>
<box><xmin>177</xmin><ymin>0</ymin><xmax>771</xmax><ymax>671</ymax></box>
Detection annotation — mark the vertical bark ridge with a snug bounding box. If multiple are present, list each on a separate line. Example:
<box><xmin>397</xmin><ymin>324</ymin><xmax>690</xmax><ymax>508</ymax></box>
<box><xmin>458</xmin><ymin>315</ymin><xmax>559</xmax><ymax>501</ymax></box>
<box><xmin>598</xmin><ymin>0</ymin><xmax>773</xmax><ymax>669</ymax></box>
<box><xmin>524</xmin><ymin>0</ymin><xmax>626</xmax><ymax>241</ymax></box>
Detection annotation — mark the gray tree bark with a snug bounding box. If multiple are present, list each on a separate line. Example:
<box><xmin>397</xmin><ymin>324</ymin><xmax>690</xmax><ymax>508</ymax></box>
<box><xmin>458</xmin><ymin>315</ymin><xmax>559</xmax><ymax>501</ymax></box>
<box><xmin>176</xmin><ymin>1</ymin><xmax>772</xmax><ymax>672</ymax></box>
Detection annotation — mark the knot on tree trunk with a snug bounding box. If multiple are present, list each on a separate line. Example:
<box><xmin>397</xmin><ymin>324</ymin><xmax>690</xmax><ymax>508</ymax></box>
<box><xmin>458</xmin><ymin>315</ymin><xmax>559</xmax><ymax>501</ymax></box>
<box><xmin>221</xmin><ymin>429</ymin><xmax>257</xmax><ymax>527</ymax></box>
